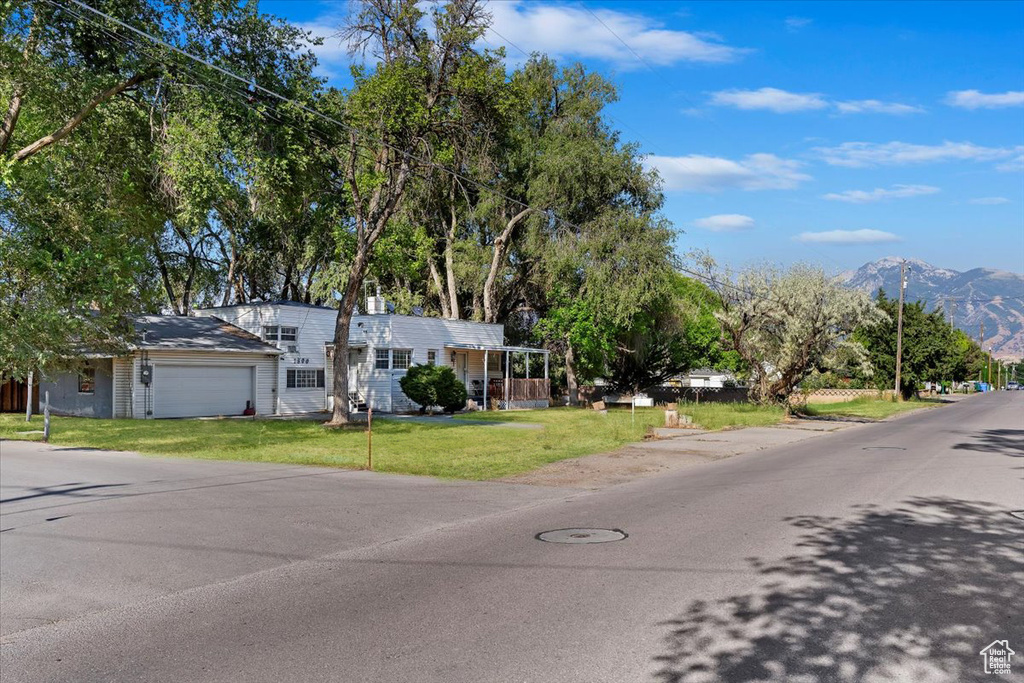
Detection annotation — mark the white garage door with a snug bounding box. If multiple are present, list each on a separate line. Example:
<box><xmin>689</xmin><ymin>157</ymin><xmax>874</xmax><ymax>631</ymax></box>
<box><xmin>153</xmin><ymin>365</ymin><xmax>254</xmax><ymax>418</ymax></box>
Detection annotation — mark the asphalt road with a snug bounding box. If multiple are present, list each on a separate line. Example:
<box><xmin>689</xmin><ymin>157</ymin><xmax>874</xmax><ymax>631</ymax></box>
<box><xmin>2</xmin><ymin>392</ymin><xmax>1022</xmax><ymax>682</ymax></box>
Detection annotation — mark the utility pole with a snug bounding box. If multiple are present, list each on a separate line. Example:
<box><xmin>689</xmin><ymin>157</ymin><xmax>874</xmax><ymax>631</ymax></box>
<box><xmin>979</xmin><ymin>321</ymin><xmax>984</xmax><ymax>384</ymax></box>
<box><xmin>894</xmin><ymin>260</ymin><xmax>908</xmax><ymax>399</ymax></box>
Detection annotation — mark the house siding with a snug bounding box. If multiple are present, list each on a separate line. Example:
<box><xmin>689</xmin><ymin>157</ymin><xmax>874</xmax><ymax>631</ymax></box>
<box><xmin>112</xmin><ymin>356</ymin><xmax>134</xmax><ymax>418</ymax></box>
<box><xmin>197</xmin><ymin>304</ymin><xmax>509</xmax><ymax>414</ymax></box>
<box><xmin>39</xmin><ymin>359</ymin><xmax>114</xmax><ymax>418</ymax></box>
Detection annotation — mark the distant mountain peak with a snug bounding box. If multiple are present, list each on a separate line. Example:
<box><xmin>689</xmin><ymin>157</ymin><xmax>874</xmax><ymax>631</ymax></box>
<box><xmin>842</xmin><ymin>258</ymin><xmax>1024</xmax><ymax>358</ymax></box>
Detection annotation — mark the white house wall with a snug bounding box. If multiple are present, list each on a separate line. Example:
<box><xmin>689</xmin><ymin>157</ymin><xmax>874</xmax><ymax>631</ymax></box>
<box><xmin>198</xmin><ymin>305</ymin><xmax>335</xmax><ymax>414</ymax></box>
<box><xmin>197</xmin><ymin>304</ymin><xmax>506</xmax><ymax>414</ymax></box>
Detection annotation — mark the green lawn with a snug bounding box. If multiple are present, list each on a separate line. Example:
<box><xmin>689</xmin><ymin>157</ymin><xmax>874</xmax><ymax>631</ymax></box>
<box><xmin>0</xmin><ymin>402</ymin><xmax>786</xmax><ymax>480</ymax></box>
<box><xmin>1</xmin><ymin>409</ymin><xmax>662</xmax><ymax>480</ymax></box>
<box><xmin>798</xmin><ymin>396</ymin><xmax>940</xmax><ymax>420</ymax></box>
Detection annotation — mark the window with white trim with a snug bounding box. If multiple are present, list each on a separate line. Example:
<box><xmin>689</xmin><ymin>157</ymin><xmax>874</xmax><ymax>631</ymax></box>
<box><xmin>78</xmin><ymin>367</ymin><xmax>96</xmax><ymax>394</ymax></box>
<box><xmin>427</xmin><ymin>350</ymin><xmax>436</xmax><ymax>365</ymax></box>
<box><xmin>263</xmin><ymin>326</ymin><xmax>299</xmax><ymax>350</ymax></box>
<box><xmin>286</xmin><ymin>368</ymin><xmax>324</xmax><ymax>389</ymax></box>
<box><xmin>392</xmin><ymin>349</ymin><xmax>412</xmax><ymax>370</ymax></box>
<box><xmin>375</xmin><ymin>349</ymin><xmax>390</xmax><ymax>370</ymax></box>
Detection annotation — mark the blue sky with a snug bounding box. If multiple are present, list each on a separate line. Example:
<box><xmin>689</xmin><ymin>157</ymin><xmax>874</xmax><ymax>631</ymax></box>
<box><xmin>262</xmin><ymin>0</ymin><xmax>1024</xmax><ymax>274</ymax></box>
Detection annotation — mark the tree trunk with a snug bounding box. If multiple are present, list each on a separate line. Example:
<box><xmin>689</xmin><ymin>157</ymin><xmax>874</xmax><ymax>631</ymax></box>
<box><xmin>566</xmin><ymin>343</ymin><xmax>580</xmax><ymax>406</ymax></box>
<box><xmin>482</xmin><ymin>208</ymin><xmax>531</xmax><ymax>323</ymax></box>
<box><xmin>428</xmin><ymin>256</ymin><xmax>450</xmax><ymax>318</ymax></box>
<box><xmin>0</xmin><ymin>7</ymin><xmax>44</xmax><ymax>156</ymax></box>
<box><xmin>445</xmin><ymin>206</ymin><xmax>459</xmax><ymax>318</ymax></box>
<box><xmin>471</xmin><ymin>290</ymin><xmax>482</xmax><ymax>321</ymax></box>
<box><xmin>152</xmin><ymin>240</ymin><xmax>183</xmax><ymax>316</ymax></box>
<box><xmin>328</xmin><ymin>247</ymin><xmax>370</xmax><ymax>425</ymax></box>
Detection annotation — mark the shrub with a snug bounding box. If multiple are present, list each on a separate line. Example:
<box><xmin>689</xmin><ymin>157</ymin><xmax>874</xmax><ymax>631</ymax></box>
<box><xmin>399</xmin><ymin>364</ymin><xmax>467</xmax><ymax>414</ymax></box>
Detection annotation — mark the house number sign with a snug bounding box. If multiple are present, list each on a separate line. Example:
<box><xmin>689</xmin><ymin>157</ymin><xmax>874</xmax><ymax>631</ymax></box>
<box><xmin>290</xmin><ymin>357</ymin><xmax>311</xmax><ymax>365</ymax></box>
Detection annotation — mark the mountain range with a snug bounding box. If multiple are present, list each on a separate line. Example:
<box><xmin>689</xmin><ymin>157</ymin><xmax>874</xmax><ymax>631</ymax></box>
<box><xmin>840</xmin><ymin>257</ymin><xmax>1024</xmax><ymax>358</ymax></box>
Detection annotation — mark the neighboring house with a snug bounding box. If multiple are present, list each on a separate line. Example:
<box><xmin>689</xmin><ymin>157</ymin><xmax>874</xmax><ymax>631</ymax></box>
<box><xmin>666</xmin><ymin>368</ymin><xmax>737</xmax><ymax>389</ymax></box>
<box><xmin>31</xmin><ymin>316</ymin><xmax>281</xmax><ymax>419</ymax></box>
<box><xmin>196</xmin><ymin>297</ymin><xmax>550</xmax><ymax>414</ymax></box>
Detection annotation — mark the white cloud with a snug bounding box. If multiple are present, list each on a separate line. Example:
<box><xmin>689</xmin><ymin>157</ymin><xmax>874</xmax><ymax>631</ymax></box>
<box><xmin>295</xmin><ymin>13</ymin><xmax>353</xmax><ymax>81</ymax></box>
<box><xmin>969</xmin><ymin>197</ymin><xmax>1010</xmax><ymax>205</ymax></box>
<box><xmin>794</xmin><ymin>229</ymin><xmax>902</xmax><ymax>245</ymax></box>
<box><xmin>486</xmin><ymin>1</ymin><xmax>747</xmax><ymax>67</ymax></box>
<box><xmin>645</xmin><ymin>153</ymin><xmax>811</xmax><ymax>192</ymax></box>
<box><xmin>693</xmin><ymin>214</ymin><xmax>755</xmax><ymax>232</ymax></box>
<box><xmin>785</xmin><ymin>17</ymin><xmax>813</xmax><ymax>31</ymax></box>
<box><xmin>996</xmin><ymin>154</ymin><xmax>1024</xmax><ymax>172</ymax></box>
<box><xmin>814</xmin><ymin>141</ymin><xmax>1021</xmax><ymax>167</ymax></box>
<box><xmin>945</xmin><ymin>90</ymin><xmax>1024</xmax><ymax>109</ymax></box>
<box><xmin>710</xmin><ymin>87</ymin><xmax>828</xmax><ymax>113</ymax></box>
<box><xmin>835</xmin><ymin>99</ymin><xmax>924</xmax><ymax>115</ymax></box>
<box><xmin>710</xmin><ymin>89</ymin><xmax>921</xmax><ymax>115</ymax></box>
<box><xmin>822</xmin><ymin>184</ymin><xmax>939</xmax><ymax>203</ymax></box>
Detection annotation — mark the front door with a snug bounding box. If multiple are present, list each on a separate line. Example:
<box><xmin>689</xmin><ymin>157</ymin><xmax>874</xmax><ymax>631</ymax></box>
<box><xmin>347</xmin><ymin>349</ymin><xmax>361</xmax><ymax>393</ymax></box>
<box><xmin>457</xmin><ymin>352</ymin><xmax>469</xmax><ymax>389</ymax></box>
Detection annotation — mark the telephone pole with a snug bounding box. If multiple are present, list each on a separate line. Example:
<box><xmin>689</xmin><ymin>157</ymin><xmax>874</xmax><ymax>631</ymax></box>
<box><xmin>979</xmin><ymin>321</ymin><xmax>985</xmax><ymax>385</ymax></box>
<box><xmin>894</xmin><ymin>260</ymin><xmax>908</xmax><ymax>399</ymax></box>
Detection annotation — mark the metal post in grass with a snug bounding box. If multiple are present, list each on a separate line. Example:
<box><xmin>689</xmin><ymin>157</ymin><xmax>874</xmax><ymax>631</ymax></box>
<box><xmin>43</xmin><ymin>390</ymin><xmax>50</xmax><ymax>443</ymax></box>
<box><xmin>366</xmin><ymin>406</ymin><xmax>373</xmax><ymax>471</ymax></box>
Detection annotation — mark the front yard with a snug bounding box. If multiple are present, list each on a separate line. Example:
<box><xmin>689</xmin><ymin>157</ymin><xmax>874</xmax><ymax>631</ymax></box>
<box><xmin>1</xmin><ymin>409</ymin><xmax>663</xmax><ymax>480</ymax></box>
<box><xmin>0</xmin><ymin>398</ymin><xmax>937</xmax><ymax>479</ymax></box>
<box><xmin>0</xmin><ymin>403</ymin><xmax>785</xmax><ymax>480</ymax></box>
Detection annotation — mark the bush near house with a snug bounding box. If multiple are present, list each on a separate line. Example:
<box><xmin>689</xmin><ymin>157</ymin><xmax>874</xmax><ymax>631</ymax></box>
<box><xmin>399</xmin><ymin>364</ymin><xmax>468</xmax><ymax>414</ymax></box>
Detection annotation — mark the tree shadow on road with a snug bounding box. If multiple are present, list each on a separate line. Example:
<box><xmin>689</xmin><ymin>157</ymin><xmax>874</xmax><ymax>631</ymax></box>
<box><xmin>952</xmin><ymin>429</ymin><xmax>1024</xmax><ymax>458</ymax></box>
<box><xmin>653</xmin><ymin>498</ymin><xmax>1023</xmax><ymax>683</ymax></box>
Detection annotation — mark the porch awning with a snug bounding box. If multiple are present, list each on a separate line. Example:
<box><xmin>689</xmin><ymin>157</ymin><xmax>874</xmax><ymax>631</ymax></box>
<box><xmin>443</xmin><ymin>343</ymin><xmax>548</xmax><ymax>354</ymax></box>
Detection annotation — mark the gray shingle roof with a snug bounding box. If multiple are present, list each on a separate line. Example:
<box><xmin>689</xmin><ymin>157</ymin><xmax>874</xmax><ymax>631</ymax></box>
<box><xmin>133</xmin><ymin>315</ymin><xmax>282</xmax><ymax>354</ymax></box>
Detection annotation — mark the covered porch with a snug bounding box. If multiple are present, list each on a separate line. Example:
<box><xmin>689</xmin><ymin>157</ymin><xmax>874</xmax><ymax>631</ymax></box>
<box><xmin>444</xmin><ymin>343</ymin><xmax>550</xmax><ymax>410</ymax></box>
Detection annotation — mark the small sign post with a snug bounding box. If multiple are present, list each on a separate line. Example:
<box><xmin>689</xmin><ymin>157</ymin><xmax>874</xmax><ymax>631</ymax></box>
<box><xmin>366</xmin><ymin>406</ymin><xmax>373</xmax><ymax>471</ymax></box>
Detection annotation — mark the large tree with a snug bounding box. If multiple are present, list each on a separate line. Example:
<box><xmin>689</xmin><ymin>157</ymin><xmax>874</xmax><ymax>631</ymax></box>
<box><xmin>324</xmin><ymin>0</ymin><xmax>491</xmax><ymax>424</ymax></box>
<box><xmin>855</xmin><ymin>290</ymin><xmax>976</xmax><ymax>398</ymax></box>
<box><xmin>708</xmin><ymin>263</ymin><xmax>884</xmax><ymax>405</ymax></box>
<box><xmin>2</xmin><ymin>0</ymin><xmax>331</xmax><ymax>378</ymax></box>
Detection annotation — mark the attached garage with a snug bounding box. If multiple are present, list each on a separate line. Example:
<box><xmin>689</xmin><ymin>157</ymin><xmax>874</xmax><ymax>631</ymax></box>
<box><xmin>108</xmin><ymin>316</ymin><xmax>281</xmax><ymax>419</ymax></box>
<box><xmin>152</xmin><ymin>364</ymin><xmax>256</xmax><ymax>418</ymax></box>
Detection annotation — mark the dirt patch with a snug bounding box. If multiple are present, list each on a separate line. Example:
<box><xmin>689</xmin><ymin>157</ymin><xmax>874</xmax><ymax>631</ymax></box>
<box><xmin>499</xmin><ymin>444</ymin><xmax>728</xmax><ymax>489</ymax></box>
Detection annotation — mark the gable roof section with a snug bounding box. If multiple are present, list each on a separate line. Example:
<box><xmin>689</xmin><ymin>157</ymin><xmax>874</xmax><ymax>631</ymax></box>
<box><xmin>133</xmin><ymin>315</ymin><xmax>282</xmax><ymax>354</ymax></box>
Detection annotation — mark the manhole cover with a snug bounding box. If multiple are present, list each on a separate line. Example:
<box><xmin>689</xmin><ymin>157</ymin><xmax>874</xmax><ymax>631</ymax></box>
<box><xmin>1009</xmin><ymin>511</ymin><xmax>1024</xmax><ymax>521</ymax></box>
<box><xmin>536</xmin><ymin>528</ymin><xmax>627</xmax><ymax>544</ymax></box>
<box><xmin>861</xmin><ymin>446</ymin><xmax>907</xmax><ymax>451</ymax></box>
